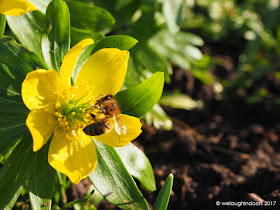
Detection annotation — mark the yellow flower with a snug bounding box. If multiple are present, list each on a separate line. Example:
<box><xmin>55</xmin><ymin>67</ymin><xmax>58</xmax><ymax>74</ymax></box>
<box><xmin>21</xmin><ymin>39</ymin><xmax>142</xmax><ymax>184</ymax></box>
<box><xmin>0</xmin><ymin>0</ymin><xmax>37</xmax><ymax>16</ymax></box>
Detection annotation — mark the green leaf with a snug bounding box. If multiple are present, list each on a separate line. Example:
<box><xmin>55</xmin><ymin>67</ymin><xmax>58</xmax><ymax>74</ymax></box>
<box><xmin>116</xmin><ymin>72</ymin><xmax>164</xmax><ymax>117</ymax></box>
<box><xmin>7</xmin><ymin>11</ymin><xmax>45</xmax><ymax>57</ymax></box>
<box><xmin>28</xmin><ymin>0</ymin><xmax>52</xmax><ymax>13</ymax></box>
<box><xmin>71</xmin><ymin>35</ymin><xmax>138</xmax><ymax>83</ymax></box>
<box><xmin>153</xmin><ymin>174</ymin><xmax>174</xmax><ymax>210</ymax></box>
<box><xmin>115</xmin><ymin>0</ymin><xmax>134</xmax><ymax>10</ymax></box>
<box><xmin>184</xmin><ymin>45</ymin><xmax>203</xmax><ymax>61</ymax></box>
<box><xmin>191</xmin><ymin>55</ymin><xmax>215</xmax><ymax>84</ymax></box>
<box><xmin>0</xmin><ymin>96</ymin><xmax>28</xmax><ymax>113</ymax></box>
<box><xmin>125</xmin><ymin>56</ymin><xmax>144</xmax><ymax>88</ymax></box>
<box><xmin>91</xmin><ymin>35</ymin><xmax>138</xmax><ymax>51</ymax></box>
<box><xmin>175</xmin><ymin>31</ymin><xmax>204</xmax><ymax>46</ymax></box>
<box><xmin>0</xmin><ymin>113</ymin><xmax>28</xmax><ymax>148</ymax></box>
<box><xmin>159</xmin><ymin>92</ymin><xmax>203</xmax><ymax>110</ymax></box>
<box><xmin>163</xmin><ymin>0</ymin><xmax>182</xmax><ymax>34</ymax></box>
<box><xmin>0</xmin><ymin>14</ymin><xmax>6</xmax><ymax>36</ymax></box>
<box><xmin>0</xmin><ymin>135</ymin><xmax>34</xmax><ymax>210</ymax></box>
<box><xmin>70</xmin><ymin>27</ymin><xmax>104</xmax><ymax>46</ymax></box>
<box><xmin>0</xmin><ymin>36</ymin><xmax>48</xmax><ymax>95</ymax></box>
<box><xmin>145</xmin><ymin>104</ymin><xmax>172</xmax><ymax>130</ymax></box>
<box><xmin>115</xmin><ymin>143</ymin><xmax>156</xmax><ymax>192</ymax></box>
<box><xmin>149</xmin><ymin>38</ymin><xmax>191</xmax><ymax>70</ymax></box>
<box><xmin>0</xmin><ymin>137</ymin><xmax>20</xmax><ymax>164</ymax></box>
<box><xmin>134</xmin><ymin>43</ymin><xmax>172</xmax><ymax>83</ymax></box>
<box><xmin>149</xmin><ymin>29</ymin><xmax>203</xmax><ymax>67</ymax></box>
<box><xmin>88</xmin><ymin>140</ymin><xmax>149</xmax><ymax>210</ymax></box>
<box><xmin>41</xmin><ymin>0</ymin><xmax>70</xmax><ymax>72</ymax></box>
<box><xmin>29</xmin><ymin>142</ymin><xmax>56</xmax><ymax>210</ymax></box>
<box><xmin>66</xmin><ymin>0</ymin><xmax>115</xmax><ymax>33</ymax></box>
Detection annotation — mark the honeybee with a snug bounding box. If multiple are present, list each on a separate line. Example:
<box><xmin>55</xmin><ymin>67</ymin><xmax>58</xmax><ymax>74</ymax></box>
<box><xmin>83</xmin><ymin>94</ymin><xmax>127</xmax><ymax>136</ymax></box>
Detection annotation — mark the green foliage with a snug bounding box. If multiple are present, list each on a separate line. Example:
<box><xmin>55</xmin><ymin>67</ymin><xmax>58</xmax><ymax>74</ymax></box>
<box><xmin>159</xmin><ymin>91</ymin><xmax>203</xmax><ymax>110</ymax></box>
<box><xmin>163</xmin><ymin>0</ymin><xmax>183</xmax><ymax>34</ymax></box>
<box><xmin>7</xmin><ymin>11</ymin><xmax>45</xmax><ymax>57</ymax></box>
<box><xmin>41</xmin><ymin>0</ymin><xmax>70</xmax><ymax>71</ymax></box>
<box><xmin>66</xmin><ymin>0</ymin><xmax>115</xmax><ymax>33</ymax></box>
<box><xmin>0</xmin><ymin>14</ymin><xmax>6</xmax><ymax>37</ymax></box>
<box><xmin>29</xmin><ymin>143</ymin><xmax>56</xmax><ymax>210</ymax></box>
<box><xmin>89</xmin><ymin>140</ymin><xmax>149</xmax><ymax>210</ymax></box>
<box><xmin>153</xmin><ymin>174</ymin><xmax>174</xmax><ymax>210</ymax></box>
<box><xmin>116</xmin><ymin>72</ymin><xmax>164</xmax><ymax>117</ymax></box>
<box><xmin>0</xmin><ymin>135</ymin><xmax>33</xmax><ymax>209</ymax></box>
<box><xmin>0</xmin><ymin>113</ymin><xmax>28</xmax><ymax>148</ymax></box>
<box><xmin>0</xmin><ymin>36</ymin><xmax>47</xmax><ymax>95</ymax></box>
<box><xmin>115</xmin><ymin>143</ymin><xmax>156</xmax><ymax>192</ymax></box>
<box><xmin>145</xmin><ymin>104</ymin><xmax>173</xmax><ymax>130</ymax></box>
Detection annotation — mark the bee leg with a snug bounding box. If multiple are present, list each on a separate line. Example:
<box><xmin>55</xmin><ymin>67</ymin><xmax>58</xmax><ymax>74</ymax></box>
<box><xmin>90</xmin><ymin>104</ymin><xmax>106</xmax><ymax>113</ymax></box>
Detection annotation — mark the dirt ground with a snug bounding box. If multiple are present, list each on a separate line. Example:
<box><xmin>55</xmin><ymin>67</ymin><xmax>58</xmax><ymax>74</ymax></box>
<box><xmin>69</xmin><ymin>44</ymin><xmax>280</xmax><ymax>209</ymax></box>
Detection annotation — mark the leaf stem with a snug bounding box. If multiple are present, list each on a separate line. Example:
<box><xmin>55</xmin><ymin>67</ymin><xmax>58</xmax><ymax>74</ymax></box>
<box><xmin>56</xmin><ymin>171</ymin><xmax>67</xmax><ymax>205</ymax></box>
<box><xmin>63</xmin><ymin>189</ymin><xmax>95</xmax><ymax>208</ymax></box>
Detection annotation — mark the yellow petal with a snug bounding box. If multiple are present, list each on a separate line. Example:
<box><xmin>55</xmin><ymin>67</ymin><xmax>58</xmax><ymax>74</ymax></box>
<box><xmin>48</xmin><ymin>131</ymin><xmax>97</xmax><ymax>184</ymax></box>
<box><xmin>22</xmin><ymin>69</ymin><xmax>60</xmax><ymax>110</ymax></box>
<box><xmin>60</xmin><ymin>39</ymin><xmax>94</xmax><ymax>90</ymax></box>
<box><xmin>75</xmin><ymin>48</ymin><xmax>129</xmax><ymax>97</ymax></box>
<box><xmin>94</xmin><ymin>114</ymin><xmax>142</xmax><ymax>147</ymax></box>
<box><xmin>0</xmin><ymin>0</ymin><xmax>37</xmax><ymax>16</ymax></box>
<box><xmin>26</xmin><ymin>110</ymin><xmax>57</xmax><ymax>152</ymax></box>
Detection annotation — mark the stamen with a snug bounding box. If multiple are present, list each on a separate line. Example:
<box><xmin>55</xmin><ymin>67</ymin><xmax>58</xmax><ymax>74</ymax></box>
<box><xmin>55</xmin><ymin>101</ymin><xmax>60</xmax><ymax>109</ymax></box>
<box><xmin>55</xmin><ymin>112</ymin><xmax>63</xmax><ymax>118</ymax></box>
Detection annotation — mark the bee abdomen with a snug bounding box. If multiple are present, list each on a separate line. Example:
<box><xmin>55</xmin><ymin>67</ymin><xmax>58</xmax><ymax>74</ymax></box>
<box><xmin>83</xmin><ymin>120</ymin><xmax>111</xmax><ymax>136</ymax></box>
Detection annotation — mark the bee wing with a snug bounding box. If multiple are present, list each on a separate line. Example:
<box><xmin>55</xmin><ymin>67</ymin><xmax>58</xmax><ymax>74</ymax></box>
<box><xmin>114</xmin><ymin>116</ymin><xmax>127</xmax><ymax>135</ymax></box>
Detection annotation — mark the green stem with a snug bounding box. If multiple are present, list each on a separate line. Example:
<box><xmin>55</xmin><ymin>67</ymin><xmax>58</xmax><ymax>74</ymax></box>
<box><xmin>63</xmin><ymin>189</ymin><xmax>95</xmax><ymax>208</ymax></box>
<box><xmin>57</xmin><ymin>171</ymin><xmax>67</xmax><ymax>205</ymax></box>
<box><xmin>0</xmin><ymin>14</ymin><xmax>6</xmax><ymax>37</ymax></box>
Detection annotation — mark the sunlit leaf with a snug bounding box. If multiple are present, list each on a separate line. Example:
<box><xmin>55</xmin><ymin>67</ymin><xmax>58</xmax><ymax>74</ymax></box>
<box><xmin>66</xmin><ymin>0</ymin><xmax>115</xmax><ymax>33</ymax></box>
<box><xmin>115</xmin><ymin>143</ymin><xmax>156</xmax><ymax>192</ymax></box>
<box><xmin>163</xmin><ymin>0</ymin><xmax>182</xmax><ymax>34</ymax></box>
<box><xmin>175</xmin><ymin>31</ymin><xmax>204</xmax><ymax>46</ymax></box>
<box><xmin>145</xmin><ymin>104</ymin><xmax>172</xmax><ymax>130</ymax></box>
<box><xmin>41</xmin><ymin>0</ymin><xmax>70</xmax><ymax>71</ymax></box>
<box><xmin>116</xmin><ymin>72</ymin><xmax>164</xmax><ymax>117</ymax></box>
<box><xmin>0</xmin><ymin>14</ymin><xmax>6</xmax><ymax>36</ymax></box>
<box><xmin>153</xmin><ymin>173</ymin><xmax>174</xmax><ymax>210</ymax></box>
<box><xmin>88</xmin><ymin>140</ymin><xmax>149</xmax><ymax>210</ymax></box>
<box><xmin>7</xmin><ymin>11</ymin><xmax>45</xmax><ymax>57</ymax></box>
<box><xmin>159</xmin><ymin>92</ymin><xmax>203</xmax><ymax>110</ymax></box>
<box><xmin>28</xmin><ymin>0</ymin><xmax>51</xmax><ymax>13</ymax></box>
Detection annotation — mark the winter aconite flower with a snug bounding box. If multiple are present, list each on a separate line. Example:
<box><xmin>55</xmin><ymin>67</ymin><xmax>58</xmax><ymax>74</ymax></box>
<box><xmin>21</xmin><ymin>39</ymin><xmax>142</xmax><ymax>184</ymax></box>
<box><xmin>0</xmin><ymin>0</ymin><xmax>37</xmax><ymax>16</ymax></box>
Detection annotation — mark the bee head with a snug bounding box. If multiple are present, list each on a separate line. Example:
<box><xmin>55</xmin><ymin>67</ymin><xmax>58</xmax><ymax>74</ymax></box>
<box><xmin>103</xmin><ymin>94</ymin><xmax>113</xmax><ymax>101</ymax></box>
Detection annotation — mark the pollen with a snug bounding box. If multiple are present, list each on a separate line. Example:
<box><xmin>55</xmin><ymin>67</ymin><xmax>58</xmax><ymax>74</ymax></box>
<box><xmin>55</xmin><ymin>101</ymin><xmax>61</xmax><ymax>109</ymax></box>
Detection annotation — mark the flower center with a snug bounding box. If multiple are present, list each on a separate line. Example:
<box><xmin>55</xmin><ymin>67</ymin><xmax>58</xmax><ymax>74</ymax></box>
<box><xmin>53</xmin><ymin>86</ymin><xmax>98</xmax><ymax>132</ymax></box>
